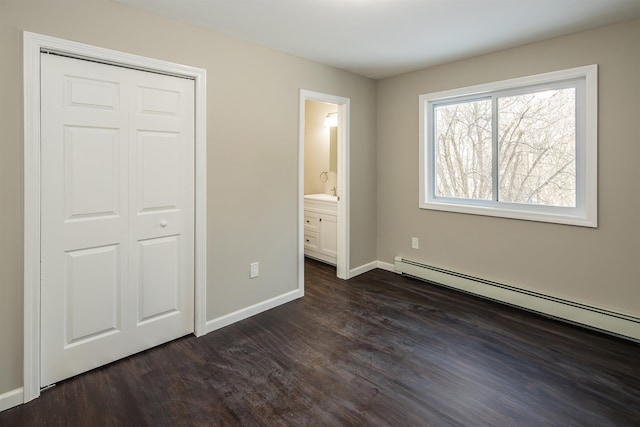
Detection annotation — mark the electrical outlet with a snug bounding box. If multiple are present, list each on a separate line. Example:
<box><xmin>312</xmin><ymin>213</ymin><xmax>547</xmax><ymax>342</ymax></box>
<box><xmin>250</xmin><ymin>262</ymin><xmax>259</xmax><ymax>278</ymax></box>
<box><xmin>411</xmin><ymin>237</ymin><xmax>419</xmax><ymax>249</ymax></box>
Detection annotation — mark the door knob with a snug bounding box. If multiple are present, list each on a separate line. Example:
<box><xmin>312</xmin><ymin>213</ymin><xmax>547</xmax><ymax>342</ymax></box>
<box><xmin>160</xmin><ymin>219</ymin><xmax>168</xmax><ymax>228</ymax></box>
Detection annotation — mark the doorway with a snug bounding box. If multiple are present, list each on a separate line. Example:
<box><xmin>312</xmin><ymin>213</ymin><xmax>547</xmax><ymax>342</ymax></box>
<box><xmin>23</xmin><ymin>32</ymin><xmax>207</xmax><ymax>403</ymax></box>
<box><xmin>298</xmin><ymin>90</ymin><xmax>350</xmax><ymax>289</ymax></box>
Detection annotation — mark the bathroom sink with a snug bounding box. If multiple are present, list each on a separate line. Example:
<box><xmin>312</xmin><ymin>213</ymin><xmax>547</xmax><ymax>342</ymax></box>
<box><xmin>304</xmin><ymin>193</ymin><xmax>338</xmax><ymax>202</ymax></box>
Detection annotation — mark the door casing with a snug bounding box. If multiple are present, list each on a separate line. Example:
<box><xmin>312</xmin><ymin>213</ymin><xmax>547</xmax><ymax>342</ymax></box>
<box><xmin>23</xmin><ymin>31</ymin><xmax>207</xmax><ymax>403</ymax></box>
<box><xmin>298</xmin><ymin>89</ymin><xmax>350</xmax><ymax>288</ymax></box>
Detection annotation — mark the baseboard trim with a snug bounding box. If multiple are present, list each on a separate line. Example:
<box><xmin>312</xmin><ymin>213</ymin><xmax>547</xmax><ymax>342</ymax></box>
<box><xmin>0</xmin><ymin>387</ymin><xmax>24</xmax><ymax>413</ymax></box>
<box><xmin>349</xmin><ymin>260</ymin><xmax>396</xmax><ymax>278</ymax></box>
<box><xmin>395</xmin><ymin>256</ymin><xmax>640</xmax><ymax>342</ymax></box>
<box><xmin>205</xmin><ymin>289</ymin><xmax>302</xmax><ymax>334</ymax></box>
<box><xmin>349</xmin><ymin>260</ymin><xmax>378</xmax><ymax>278</ymax></box>
<box><xmin>376</xmin><ymin>260</ymin><xmax>396</xmax><ymax>273</ymax></box>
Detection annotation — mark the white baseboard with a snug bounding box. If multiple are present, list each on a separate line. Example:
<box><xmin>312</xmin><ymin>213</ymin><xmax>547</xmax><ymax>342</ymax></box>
<box><xmin>376</xmin><ymin>260</ymin><xmax>396</xmax><ymax>272</ymax></box>
<box><xmin>0</xmin><ymin>387</ymin><xmax>23</xmax><ymax>413</ymax></box>
<box><xmin>395</xmin><ymin>256</ymin><xmax>640</xmax><ymax>341</ymax></box>
<box><xmin>348</xmin><ymin>260</ymin><xmax>378</xmax><ymax>277</ymax></box>
<box><xmin>348</xmin><ymin>260</ymin><xmax>396</xmax><ymax>278</ymax></box>
<box><xmin>205</xmin><ymin>289</ymin><xmax>302</xmax><ymax>334</ymax></box>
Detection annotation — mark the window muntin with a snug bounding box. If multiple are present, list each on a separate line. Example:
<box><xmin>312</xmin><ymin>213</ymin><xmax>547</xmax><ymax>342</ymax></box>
<box><xmin>420</xmin><ymin>65</ymin><xmax>597</xmax><ymax>227</ymax></box>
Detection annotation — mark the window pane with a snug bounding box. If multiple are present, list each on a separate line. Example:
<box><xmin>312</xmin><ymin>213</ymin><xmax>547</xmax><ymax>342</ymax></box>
<box><xmin>497</xmin><ymin>88</ymin><xmax>576</xmax><ymax>207</ymax></box>
<box><xmin>434</xmin><ymin>99</ymin><xmax>492</xmax><ymax>200</ymax></box>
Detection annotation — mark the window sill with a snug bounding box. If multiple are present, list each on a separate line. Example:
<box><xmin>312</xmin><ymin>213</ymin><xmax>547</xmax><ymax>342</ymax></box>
<box><xmin>420</xmin><ymin>199</ymin><xmax>597</xmax><ymax>228</ymax></box>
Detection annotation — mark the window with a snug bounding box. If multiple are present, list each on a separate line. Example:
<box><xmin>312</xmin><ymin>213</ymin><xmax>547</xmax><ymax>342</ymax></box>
<box><xmin>419</xmin><ymin>65</ymin><xmax>597</xmax><ymax>227</ymax></box>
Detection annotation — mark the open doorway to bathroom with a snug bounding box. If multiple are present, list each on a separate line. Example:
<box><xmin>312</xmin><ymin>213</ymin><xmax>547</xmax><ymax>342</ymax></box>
<box><xmin>305</xmin><ymin>101</ymin><xmax>338</xmax><ymax>201</ymax></box>
<box><xmin>304</xmin><ymin>100</ymin><xmax>338</xmax><ymax>268</ymax></box>
<box><xmin>299</xmin><ymin>90</ymin><xmax>350</xmax><ymax>292</ymax></box>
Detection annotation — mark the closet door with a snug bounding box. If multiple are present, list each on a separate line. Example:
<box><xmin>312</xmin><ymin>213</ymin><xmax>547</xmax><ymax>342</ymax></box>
<box><xmin>128</xmin><ymin>64</ymin><xmax>195</xmax><ymax>354</ymax></box>
<box><xmin>40</xmin><ymin>53</ymin><xmax>194</xmax><ymax>387</ymax></box>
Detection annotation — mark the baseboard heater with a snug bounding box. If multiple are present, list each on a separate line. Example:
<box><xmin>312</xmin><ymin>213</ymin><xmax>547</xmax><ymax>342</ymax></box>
<box><xmin>394</xmin><ymin>256</ymin><xmax>640</xmax><ymax>342</ymax></box>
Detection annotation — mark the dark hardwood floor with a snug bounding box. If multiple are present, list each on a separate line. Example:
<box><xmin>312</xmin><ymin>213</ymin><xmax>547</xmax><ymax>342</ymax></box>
<box><xmin>2</xmin><ymin>258</ymin><xmax>640</xmax><ymax>426</ymax></box>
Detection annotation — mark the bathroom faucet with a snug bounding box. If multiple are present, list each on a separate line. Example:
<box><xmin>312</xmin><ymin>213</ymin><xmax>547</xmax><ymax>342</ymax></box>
<box><xmin>331</xmin><ymin>186</ymin><xmax>337</xmax><ymax>196</ymax></box>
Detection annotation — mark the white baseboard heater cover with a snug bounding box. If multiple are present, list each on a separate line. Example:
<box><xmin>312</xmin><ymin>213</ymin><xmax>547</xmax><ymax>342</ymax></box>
<box><xmin>394</xmin><ymin>256</ymin><xmax>640</xmax><ymax>342</ymax></box>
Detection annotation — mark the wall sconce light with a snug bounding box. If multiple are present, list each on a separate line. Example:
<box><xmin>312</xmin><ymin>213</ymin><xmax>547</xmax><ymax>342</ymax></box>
<box><xmin>323</xmin><ymin>112</ymin><xmax>338</xmax><ymax>127</ymax></box>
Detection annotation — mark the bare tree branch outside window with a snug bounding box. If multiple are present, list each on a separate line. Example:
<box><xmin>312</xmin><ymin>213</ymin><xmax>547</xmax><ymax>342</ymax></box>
<box><xmin>433</xmin><ymin>88</ymin><xmax>576</xmax><ymax>207</ymax></box>
<box><xmin>498</xmin><ymin>89</ymin><xmax>576</xmax><ymax>207</ymax></box>
<box><xmin>435</xmin><ymin>99</ymin><xmax>492</xmax><ymax>200</ymax></box>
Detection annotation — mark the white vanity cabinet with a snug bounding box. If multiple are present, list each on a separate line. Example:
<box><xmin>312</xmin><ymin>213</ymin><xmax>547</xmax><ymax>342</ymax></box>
<box><xmin>304</xmin><ymin>196</ymin><xmax>337</xmax><ymax>265</ymax></box>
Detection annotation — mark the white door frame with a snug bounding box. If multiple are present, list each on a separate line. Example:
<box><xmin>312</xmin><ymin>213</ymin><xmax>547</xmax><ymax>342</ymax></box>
<box><xmin>23</xmin><ymin>32</ymin><xmax>207</xmax><ymax>403</ymax></box>
<box><xmin>298</xmin><ymin>90</ymin><xmax>350</xmax><ymax>288</ymax></box>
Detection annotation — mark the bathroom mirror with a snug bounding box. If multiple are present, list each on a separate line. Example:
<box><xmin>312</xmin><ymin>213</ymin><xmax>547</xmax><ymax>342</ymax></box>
<box><xmin>329</xmin><ymin>126</ymin><xmax>337</xmax><ymax>172</ymax></box>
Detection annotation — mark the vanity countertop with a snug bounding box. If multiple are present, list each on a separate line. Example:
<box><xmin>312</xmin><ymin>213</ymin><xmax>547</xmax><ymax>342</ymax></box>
<box><xmin>304</xmin><ymin>193</ymin><xmax>338</xmax><ymax>202</ymax></box>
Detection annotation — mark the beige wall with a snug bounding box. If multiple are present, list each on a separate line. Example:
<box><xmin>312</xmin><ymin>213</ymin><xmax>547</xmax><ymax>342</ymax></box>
<box><xmin>0</xmin><ymin>0</ymin><xmax>377</xmax><ymax>395</ymax></box>
<box><xmin>304</xmin><ymin>100</ymin><xmax>338</xmax><ymax>195</ymax></box>
<box><xmin>376</xmin><ymin>19</ymin><xmax>640</xmax><ymax>317</ymax></box>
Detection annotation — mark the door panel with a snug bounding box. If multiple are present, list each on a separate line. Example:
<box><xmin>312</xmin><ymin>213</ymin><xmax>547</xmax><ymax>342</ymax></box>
<box><xmin>64</xmin><ymin>126</ymin><xmax>121</xmax><ymax>219</ymax></box>
<box><xmin>138</xmin><ymin>86</ymin><xmax>181</xmax><ymax>116</ymax></box>
<box><xmin>41</xmin><ymin>53</ymin><xmax>194</xmax><ymax>387</ymax></box>
<box><xmin>65</xmin><ymin>75</ymin><xmax>120</xmax><ymax>110</ymax></box>
<box><xmin>65</xmin><ymin>245</ymin><xmax>121</xmax><ymax>345</ymax></box>
<box><xmin>138</xmin><ymin>236</ymin><xmax>180</xmax><ymax>323</ymax></box>
<box><xmin>137</xmin><ymin>131</ymin><xmax>181</xmax><ymax>211</ymax></box>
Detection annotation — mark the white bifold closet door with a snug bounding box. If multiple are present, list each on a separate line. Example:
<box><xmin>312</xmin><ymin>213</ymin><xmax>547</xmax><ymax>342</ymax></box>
<box><xmin>40</xmin><ymin>53</ymin><xmax>195</xmax><ymax>387</ymax></box>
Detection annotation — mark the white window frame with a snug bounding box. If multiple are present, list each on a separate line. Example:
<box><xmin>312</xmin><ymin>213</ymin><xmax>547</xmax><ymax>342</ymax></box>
<box><xmin>419</xmin><ymin>65</ymin><xmax>598</xmax><ymax>227</ymax></box>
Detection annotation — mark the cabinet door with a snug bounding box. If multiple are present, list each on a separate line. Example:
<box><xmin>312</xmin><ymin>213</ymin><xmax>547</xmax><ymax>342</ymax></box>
<box><xmin>304</xmin><ymin>211</ymin><xmax>320</xmax><ymax>232</ymax></box>
<box><xmin>304</xmin><ymin>231</ymin><xmax>319</xmax><ymax>252</ymax></box>
<box><xmin>318</xmin><ymin>214</ymin><xmax>337</xmax><ymax>258</ymax></box>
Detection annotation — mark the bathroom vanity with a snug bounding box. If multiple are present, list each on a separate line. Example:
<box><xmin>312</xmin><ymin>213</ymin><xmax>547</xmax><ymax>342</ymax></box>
<box><xmin>303</xmin><ymin>194</ymin><xmax>337</xmax><ymax>265</ymax></box>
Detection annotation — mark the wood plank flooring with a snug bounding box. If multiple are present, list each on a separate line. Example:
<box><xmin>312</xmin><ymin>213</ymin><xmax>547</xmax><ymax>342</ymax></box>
<box><xmin>2</xmin><ymin>258</ymin><xmax>639</xmax><ymax>426</ymax></box>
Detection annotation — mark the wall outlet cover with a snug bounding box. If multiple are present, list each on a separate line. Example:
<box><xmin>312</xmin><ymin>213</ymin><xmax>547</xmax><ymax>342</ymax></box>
<box><xmin>250</xmin><ymin>262</ymin><xmax>259</xmax><ymax>278</ymax></box>
<box><xmin>411</xmin><ymin>237</ymin><xmax>419</xmax><ymax>249</ymax></box>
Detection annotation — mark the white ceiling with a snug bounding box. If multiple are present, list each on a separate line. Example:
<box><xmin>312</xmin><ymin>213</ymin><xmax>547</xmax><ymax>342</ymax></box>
<box><xmin>114</xmin><ymin>0</ymin><xmax>640</xmax><ymax>79</ymax></box>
